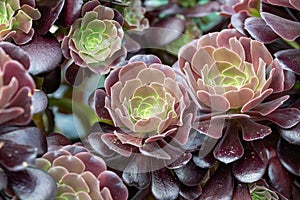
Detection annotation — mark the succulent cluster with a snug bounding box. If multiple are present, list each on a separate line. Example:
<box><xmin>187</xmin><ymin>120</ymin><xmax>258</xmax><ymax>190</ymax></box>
<box><xmin>0</xmin><ymin>0</ymin><xmax>299</xmax><ymax>200</ymax></box>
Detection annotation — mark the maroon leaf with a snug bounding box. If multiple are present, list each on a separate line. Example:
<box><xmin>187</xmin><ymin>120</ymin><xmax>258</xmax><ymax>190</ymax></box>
<box><xmin>89</xmin><ymin>89</ymin><xmax>112</xmax><ymax>122</ymax></box>
<box><xmin>264</xmin><ymin>108</ymin><xmax>300</xmax><ymax>129</ymax></box>
<box><xmin>279</xmin><ymin>123</ymin><xmax>300</xmax><ymax>145</ymax></box>
<box><xmin>193</xmin><ymin>149</ymin><xmax>217</xmax><ymax>168</ymax></box>
<box><xmin>65</xmin><ymin>63</ymin><xmax>84</xmax><ymax>86</ymax></box>
<box><xmin>261</xmin><ymin>12</ymin><xmax>300</xmax><ymax>40</ymax></box>
<box><xmin>101</xmin><ymin>134</ymin><xmax>132</xmax><ymax>157</ymax></box>
<box><xmin>8</xmin><ymin>168</ymin><xmax>56</xmax><ymax>200</ymax></box>
<box><xmin>268</xmin><ymin>156</ymin><xmax>292</xmax><ymax>198</ymax></box>
<box><xmin>0</xmin><ymin>139</ymin><xmax>37</xmax><ymax>171</ymax></box>
<box><xmin>200</xmin><ymin>163</ymin><xmax>234</xmax><ymax>200</ymax></box>
<box><xmin>0</xmin><ymin>42</ymin><xmax>30</xmax><ymax>70</ymax></box>
<box><xmin>173</xmin><ymin>160</ymin><xmax>207</xmax><ymax>186</ymax></box>
<box><xmin>231</xmin><ymin>12</ymin><xmax>249</xmax><ymax>36</ymax></box>
<box><xmin>46</xmin><ymin>132</ymin><xmax>72</xmax><ymax>151</ymax></box>
<box><xmin>35</xmin><ymin>0</ymin><xmax>65</xmax><ymax>35</ymax></box>
<box><xmin>275</xmin><ymin>49</ymin><xmax>300</xmax><ymax>75</ymax></box>
<box><xmin>232</xmin><ymin>141</ymin><xmax>267</xmax><ymax>183</ymax></box>
<box><xmin>244</xmin><ymin>16</ymin><xmax>279</xmax><ymax>43</ymax></box>
<box><xmin>122</xmin><ymin>154</ymin><xmax>151</xmax><ymax>189</ymax></box>
<box><xmin>87</xmin><ymin>132</ymin><xmax>115</xmax><ymax>157</ymax></box>
<box><xmin>239</xmin><ymin>118</ymin><xmax>272</xmax><ymax>141</ymax></box>
<box><xmin>277</xmin><ymin>138</ymin><xmax>300</xmax><ymax>176</ymax></box>
<box><xmin>21</xmin><ymin>33</ymin><xmax>62</xmax><ymax>76</ymax></box>
<box><xmin>214</xmin><ymin>123</ymin><xmax>244</xmax><ymax>164</ymax></box>
<box><xmin>57</xmin><ymin>0</ymin><xmax>83</xmax><ymax>27</ymax></box>
<box><xmin>151</xmin><ymin>167</ymin><xmax>180</xmax><ymax>200</ymax></box>
<box><xmin>98</xmin><ymin>171</ymin><xmax>129</xmax><ymax>200</ymax></box>
<box><xmin>179</xmin><ymin>184</ymin><xmax>202</xmax><ymax>200</ymax></box>
<box><xmin>167</xmin><ymin>152</ymin><xmax>192</xmax><ymax>169</ymax></box>
<box><xmin>0</xmin><ymin>126</ymin><xmax>46</xmax><ymax>156</ymax></box>
<box><xmin>42</xmin><ymin>66</ymin><xmax>61</xmax><ymax>93</ymax></box>
<box><xmin>233</xmin><ymin>182</ymin><xmax>251</xmax><ymax>200</ymax></box>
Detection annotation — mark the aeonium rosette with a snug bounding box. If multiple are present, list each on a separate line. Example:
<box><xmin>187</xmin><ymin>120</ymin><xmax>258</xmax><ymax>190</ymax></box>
<box><xmin>178</xmin><ymin>29</ymin><xmax>300</xmax><ymax>165</ymax></box>
<box><xmin>0</xmin><ymin>42</ymin><xmax>35</xmax><ymax>125</ymax></box>
<box><xmin>87</xmin><ymin>55</ymin><xmax>195</xmax><ymax>172</ymax></box>
<box><xmin>61</xmin><ymin>0</ymin><xmax>124</xmax><ymax>75</ymax></box>
<box><xmin>0</xmin><ymin>0</ymin><xmax>40</xmax><ymax>45</ymax></box>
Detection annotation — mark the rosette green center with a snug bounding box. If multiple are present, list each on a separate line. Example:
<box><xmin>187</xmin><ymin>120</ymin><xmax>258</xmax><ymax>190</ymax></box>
<box><xmin>130</xmin><ymin>94</ymin><xmax>165</xmax><ymax>121</ymax></box>
<box><xmin>83</xmin><ymin>33</ymin><xmax>103</xmax><ymax>51</ymax></box>
<box><xmin>0</xmin><ymin>2</ymin><xmax>13</xmax><ymax>28</ymax></box>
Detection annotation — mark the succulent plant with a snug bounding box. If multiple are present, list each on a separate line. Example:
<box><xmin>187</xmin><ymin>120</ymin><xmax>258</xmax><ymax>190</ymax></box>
<box><xmin>88</xmin><ymin>54</ymin><xmax>194</xmax><ymax>160</ymax></box>
<box><xmin>122</xmin><ymin>0</ymin><xmax>149</xmax><ymax>31</ymax></box>
<box><xmin>178</xmin><ymin>29</ymin><xmax>300</xmax><ymax>165</ymax></box>
<box><xmin>61</xmin><ymin>0</ymin><xmax>125</xmax><ymax>75</ymax></box>
<box><xmin>0</xmin><ymin>0</ymin><xmax>40</xmax><ymax>45</ymax></box>
<box><xmin>0</xmin><ymin>42</ymin><xmax>35</xmax><ymax>125</ymax></box>
<box><xmin>35</xmin><ymin>143</ymin><xmax>128</xmax><ymax>200</ymax></box>
<box><xmin>221</xmin><ymin>0</ymin><xmax>300</xmax><ymax>43</ymax></box>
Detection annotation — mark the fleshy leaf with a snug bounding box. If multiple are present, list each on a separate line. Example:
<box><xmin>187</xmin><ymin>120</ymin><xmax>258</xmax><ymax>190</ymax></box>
<box><xmin>261</xmin><ymin>12</ymin><xmax>300</xmax><ymax>41</ymax></box>
<box><xmin>151</xmin><ymin>167</ymin><xmax>180</xmax><ymax>200</ymax></box>
<box><xmin>275</xmin><ymin>49</ymin><xmax>300</xmax><ymax>75</ymax></box>
<box><xmin>8</xmin><ymin>167</ymin><xmax>56</xmax><ymax>200</ymax></box>
<box><xmin>200</xmin><ymin>163</ymin><xmax>234</xmax><ymax>200</ymax></box>
<box><xmin>214</xmin><ymin>123</ymin><xmax>244</xmax><ymax>164</ymax></box>
<box><xmin>278</xmin><ymin>123</ymin><xmax>300</xmax><ymax>145</ymax></box>
<box><xmin>57</xmin><ymin>0</ymin><xmax>83</xmax><ymax>27</ymax></box>
<box><xmin>122</xmin><ymin>154</ymin><xmax>151</xmax><ymax>189</ymax></box>
<box><xmin>21</xmin><ymin>33</ymin><xmax>62</xmax><ymax>75</ymax></box>
<box><xmin>232</xmin><ymin>141</ymin><xmax>267</xmax><ymax>183</ymax></box>
<box><xmin>277</xmin><ymin>138</ymin><xmax>300</xmax><ymax>176</ymax></box>
<box><xmin>173</xmin><ymin>160</ymin><xmax>207</xmax><ymax>186</ymax></box>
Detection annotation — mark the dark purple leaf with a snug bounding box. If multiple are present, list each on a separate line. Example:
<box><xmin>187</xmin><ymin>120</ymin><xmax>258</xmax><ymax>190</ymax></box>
<box><xmin>57</xmin><ymin>0</ymin><xmax>83</xmax><ymax>27</ymax></box>
<box><xmin>144</xmin><ymin>17</ymin><xmax>185</xmax><ymax>46</ymax></box>
<box><xmin>277</xmin><ymin>138</ymin><xmax>300</xmax><ymax>176</ymax></box>
<box><xmin>139</xmin><ymin>142</ymin><xmax>170</xmax><ymax>160</ymax></box>
<box><xmin>46</xmin><ymin>132</ymin><xmax>72</xmax><ymax>151</ymax></box>
<box><xmin>193</xmin><ymin>149</ymin><xmax>217</xmax><ymax>168</ymax></box>
<box><xmin>0</xmin><ymin>126</ymin><xmax>46</xmax><ymax>156</ymax></box>
<box><xmin>200</xmin><ymin>163</ymin><xmax>234</xmax><ymax>200</ymax></box>
<box><xmin>233</xmin><ymin>182</ymin><xmax>251</xmax><ymax>200</ymax></box>
<box><xmin>0</xmin><ymin>139</ymin><xmax>37</xmax><ymax>171</ymax></box>
<box><xmin>232</xmin><ymin>141</ymin><xmax>267</xmax><ymax>183</ymax></box>
<box><xmin>76</xmin><ymin>152</ymin><xmax>106</xmax><ymax>177</ymax></box>
<box><xmin>279</xmin><ymin>122</ymin><xmax>300</xmax><ymax>145</ymax></box>
<box><xmin>88</xmin><ymin>89</ymin><xmax>112</xmax><ymax>121</ymax></box>
<box><xmin>98</xmin><ymin>171</ymin><xmax>128</xmax><ymax>200</ymax></box>
<box><xmin>122</xmin><ymin>154</ymin><xmax>151</xmax><ymax>189</ymax></box>
<box><xmin>173</xmin><ymin>160</ymin><xmax>207</xmax><ymax>186</ymax></box>
<box><xmin>214</xmin><ymin>124</ymin><xmax>244</xmax><ymax>164</ymax></box>
<box><xmin>239</xmin><ymin>118</ymin><xmax>272</xmax><ymax>141</ymax></box>
<box><xmin>65</xmin><ymin>63</ymin><xmax>84</xmax><ymax>86</ymax></box>
<box><xmin>35</xmin><ymin>0</ymin><xmax>65</xmax><ymax>34</ymax></box>
<box><xmin>244</xmin><ymin>16</ymin><xmax>279</xmax><ymax>43</ymax></box>
<box><xmin>268</xmin><ymin>156</ymin><xmax>292</xmax><ymax>198</ymax></box>
<box><xmin>167</xmin><ymin>152</ymin><xmax>192</xmax><ymax>169</ymax></box>
<box><xmin>151</xmin><ymin>167</ymin><xmax>180</xmax><ymax>200</ymax></box>
<box><xmin>101</xmin><ymin>134</ymin><xmax>132</xmax><ymax>157</ymax></box>
<box><xmin>275</xmin><ymin>49</ymin><xmax>300</xmax><ymax>75</ymax></box>
<box><xmin>0</xmin><ymin>172</ymin><xmax>7</xmax><ymax>190</ymax></box>
<box><xmin>87</xmin><ymin>132</ymin><xmax>115</xmax><ymax>157</ymax></box>
<box><xmin>42</xmin><ymin>66</ymin><xmax>61</xmax><ymax>93</ymax></box>
<box><xmin>231</xmin><ymin>12</ymin><xmax>249</xmax><ymax>36</ymax></box>
<box><xmin>264</xmin><ymin>108</ymin><xmax>300</xmax><ymax>129</ymax></box>
<box><xmin>32</xmin><ymin>90</ymin><xmax>48</xmax><ymax>114</ymax></box>
<box><xmin>8</xmin><ymin>168</ymin><xmax>56</xmax><ymax>200</ymax></box>
<box><xmin>261</xmin><ymin>12</ymin><xmax>300</xmax><ymax>40</ymax></box>
<box><xmin>0</xmin><ymin>42</ymin><xmax>30</xmax><ymax>70</ymax></box>
<box><xmin>21</xmin><ymin>33</ymin><xmax>62</xmax><ymax>76</ymax></box>
<box><xmin>179</xmin><ymin>184</ymin><xmax>202</xmax><ymax>200</ymax></box>
<box><xmin>113</xmin><ymin>9</ymin><xmax>124</xmax><ymax>26</ymax></box>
